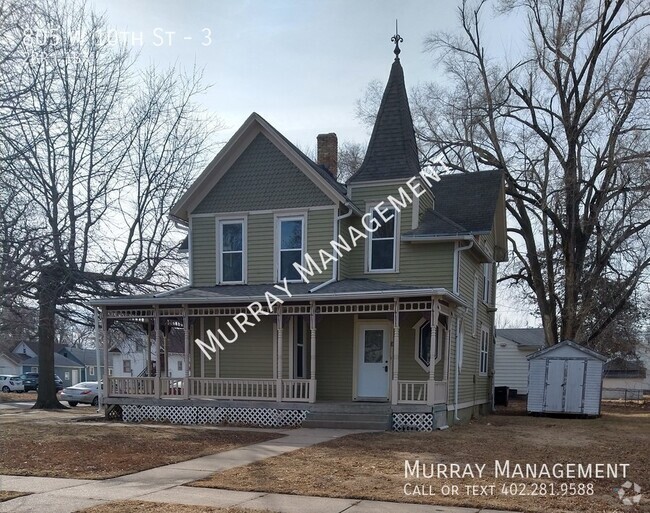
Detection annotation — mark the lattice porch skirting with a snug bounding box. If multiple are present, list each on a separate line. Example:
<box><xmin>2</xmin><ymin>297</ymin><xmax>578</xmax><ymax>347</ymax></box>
<box><xmin>392</xmin><ymin>412</ymin><xmax>434</xmax><ymax>431</ymax></box>
<box><xmin>121</xmin><ymin>404</ymin><xmax>307</xmax><ymax>427</ymax></box>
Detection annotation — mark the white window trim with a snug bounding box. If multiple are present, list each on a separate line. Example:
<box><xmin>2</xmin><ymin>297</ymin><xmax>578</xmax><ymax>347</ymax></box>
<box><xmin>479</xmin><ymin>325</ymin><xmax>489</xmax><ymax>376</ymax></box>
<box><xmin>216</xmin><ymin>215</ymin><xmax>247</xmax><ymax>285</ymax></box>
<box><xmin>365</xmin><ymin>202</ymin><xmax>400</xmax><ymax>274</ymax></box>
<box><xmin>412</xmin><ymin>318</ymin><xmax>443</xmax><ymax>372</ymax></box>
<box><xmin>482</xmin><ymin>262</ymin><xmax>493</xmax><ymax>305</ymax></box>
<box><xmin>274</xmin><ymin>213</ymin><xmax>307</xmax><ymax>283</ymax></box>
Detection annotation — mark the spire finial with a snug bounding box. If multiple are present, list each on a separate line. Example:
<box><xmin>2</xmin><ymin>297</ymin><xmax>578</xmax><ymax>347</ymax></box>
<box><xmin>391</xmin><ymin>19</ymin><xmax>403</xmax><ymax>59</ymax></box>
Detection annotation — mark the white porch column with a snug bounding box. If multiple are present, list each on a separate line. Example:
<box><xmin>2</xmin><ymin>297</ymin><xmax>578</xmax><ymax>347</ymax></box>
<box><xmin>428</xmin><ymin>297</ymin><xmax>440</xmax><ymax>405</ymax></box>
<box><xmin>99</xmin><ymin>307</ymin><xmax>108</xmax><ymax>406</ymax></box>
<box><xmin>146</xmin><ymin>322</ymin><xmax>152</xmax><ymax>377</ymax></box>
<box><xmin>276</xmin><ymin>306</ymin><xmax>283</xmax><ymax>402</ymax></box>
<box><xmin>309</xmin><ymin>301</ymin><xmax>317</xmax><ymax>403</ymax></box>
<box><xmin>391</xmin><ymin>298</ymin><xmax>400</xmax><ymax>405</ymax></box>
<box><xmin>154</xmin><ymin>306</ymin><xmax>161</xmax><ymax>398</ymax></box>
<box><xmin>183</xmin><ymin>304</ymin><xmax>190</xmax><ymax>399</ymax></box>
<box><xmin>93</xmin><ymin>307</ymin><xmax>102</xmax><ymax>407</ymax></box>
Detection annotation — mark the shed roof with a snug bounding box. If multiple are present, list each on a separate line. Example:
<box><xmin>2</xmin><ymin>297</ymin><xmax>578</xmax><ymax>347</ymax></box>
<box><xmin>526</xmin><ymin>340</ymin><xmax>608</xmax><ymax>362</ymax></box>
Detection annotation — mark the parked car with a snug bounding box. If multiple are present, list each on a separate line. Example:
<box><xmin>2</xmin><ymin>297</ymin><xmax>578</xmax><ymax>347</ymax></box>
<box><xmin>20</xmin><ymin>372</ymin><xmax>64</xmax><ymax>392</ymax></box>
<box><xmin>0</xmin><ymin>375</ymin><xmax>24</xmax><ymax>392</ymax></box>
<box><xmin>58</xmin><ymin>382</ymin><xmax>99</xmax><ymax>407</ymax></box>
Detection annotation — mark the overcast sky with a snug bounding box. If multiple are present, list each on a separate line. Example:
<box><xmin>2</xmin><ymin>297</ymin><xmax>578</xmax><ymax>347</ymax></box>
<box><xmin>90</xmin><ymin>0</ymin><xmax>537</xmax><ymax>326</ymax></box>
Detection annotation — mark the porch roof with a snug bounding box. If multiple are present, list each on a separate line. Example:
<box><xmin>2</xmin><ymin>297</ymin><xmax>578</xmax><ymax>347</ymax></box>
<box><xmin>89</xmin><ymin>279</ymin><xmax>466</xmax><ymax>308</ymax></box>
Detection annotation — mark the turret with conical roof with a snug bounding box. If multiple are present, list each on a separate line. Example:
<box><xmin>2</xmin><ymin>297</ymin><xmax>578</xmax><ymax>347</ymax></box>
<box><xmin>347</xmin><ymin>30</ymin><xmax>420</xmax><ymax>183</ymax></box>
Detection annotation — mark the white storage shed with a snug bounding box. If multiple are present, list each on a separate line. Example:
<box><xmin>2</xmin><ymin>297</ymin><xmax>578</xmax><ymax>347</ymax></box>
<box><xmin>527</xmin><ymin>340</ymin><xmax>607</xmax><ymax>415</ymax></box>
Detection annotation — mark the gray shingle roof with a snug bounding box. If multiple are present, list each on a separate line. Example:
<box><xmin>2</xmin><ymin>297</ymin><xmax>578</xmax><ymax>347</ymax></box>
<box><xmin>21</xmin><ymin>353</ymin><xmax>85</xmax><ymax>368</ymax></box>
<box><xmin>404</xmin><ymin>170</ymin><xmax>504</xmax><ymax>237</ymax></box>
<box><xmin>348</xmin><ymin>57</ymin><xmax>420</xmax><ymax>183</ymax></box>
<box><xmin>496</xmin><ymin>328</ymin><xmax>546</xmax><ymax>348</ymax></box>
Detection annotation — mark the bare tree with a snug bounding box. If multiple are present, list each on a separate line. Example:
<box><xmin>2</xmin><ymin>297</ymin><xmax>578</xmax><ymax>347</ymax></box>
<box><xmin>337</xmin><ymin>141</ymin><xmax>366</xmax><ymax>183</ymax></box>
<box><xmin>405</xmin><ymin>0</ymin><xmax>650</xmax><ymax>348</ymax></box>
<box><xmin>0</xmin><ymin>0</ymin><xmax>217</xmax><ymax>408</ymax></box>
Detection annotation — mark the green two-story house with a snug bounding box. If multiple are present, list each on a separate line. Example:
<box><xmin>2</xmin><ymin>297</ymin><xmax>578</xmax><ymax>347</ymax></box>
<box><xmin>91</xmin><ymin>44</ymin><xmax>507</xmax><ymax>430</ymax></box>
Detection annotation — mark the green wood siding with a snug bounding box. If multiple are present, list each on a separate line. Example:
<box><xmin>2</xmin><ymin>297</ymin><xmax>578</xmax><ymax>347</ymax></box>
<box><xmin>193</xmin><ymin>133</ymin><xmax>333</xmax><ymax>213</ymax></box>
<box><xmin>306</xmin><ymin>208</ymin><xmax>335</xmax><ymax>284</ymax></box>
<box><xmin>191</xmin><ymin>217</ymin><xmax>216</xmax><ymax>286</ymax></box>
<box><xmin>247</xmin><ymin>213</ymin><xmax>274</xmax><ymax>283</ymax></box>
<box><xmin>315</xmin><ymin>315</ymin><xmax>354</xmax><ymax>400</ymax></box>
<box><xmin>398</xmin><ymin>312</ymin><xmax>446</xmax><ymax>381</ymax></box>
<box><xmin>218</xmin><ymin>317</ymin><xmax>275</xmax><ymax>378</ymax></box>
<box><xmin>342</xmin><ymin>183</ymin><xmax>454</xmax><ymax>286</ymax></box>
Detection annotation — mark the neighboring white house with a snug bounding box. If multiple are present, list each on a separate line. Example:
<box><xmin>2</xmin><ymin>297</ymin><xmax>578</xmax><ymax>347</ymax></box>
<box><xmin>0</xmin><ymin>353</ymin><xmax>23</xmax><ymax>376</ymax></box>
<box><xmin>495</xmin><ymin>328</ymin><xmax>545</xmax><ymax>395</ymax></box>
<box><xmin>111</xmin><ymin>331</ymin><xmax>186</xmax><ymax>379</ymax></box>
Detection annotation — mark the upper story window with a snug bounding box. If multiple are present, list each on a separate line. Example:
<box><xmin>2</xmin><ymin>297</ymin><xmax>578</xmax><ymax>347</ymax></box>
<box><xmin>277</xmin><ymin>216</ymin><xmax>304</xmax><ymax>282</ymax></box>
<box><xmin>219</xmin><ymin>219</ymin><xmax>246</xmax><ymax>284</ymax></box>
<box><xmin>479</xmin><ymin>326</ymin><xmax>489</xmax><ymax>375</ymax></box>
<box><xmin>368</xmin><ymin>206</ymin><xmax>398</xmax><ymax>272</ymax></box>
<box><xmin>482</xmin><ymin>263</ymin><xmax>493</xmax><ymax>304</ymax></box>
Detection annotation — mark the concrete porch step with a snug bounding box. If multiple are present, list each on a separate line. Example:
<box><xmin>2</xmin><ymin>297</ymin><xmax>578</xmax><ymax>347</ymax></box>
<box><xmin>302</xmin><ymin>411</ymin><xmax>391</xmax><ymax>430</ymax></box>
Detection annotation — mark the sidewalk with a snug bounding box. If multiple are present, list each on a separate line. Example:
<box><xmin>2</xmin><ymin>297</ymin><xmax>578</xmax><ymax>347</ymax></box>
<box><xmin>0</xmin><ymin>427</ymin><xmax>517</xmax><ymax>513</ymax></box>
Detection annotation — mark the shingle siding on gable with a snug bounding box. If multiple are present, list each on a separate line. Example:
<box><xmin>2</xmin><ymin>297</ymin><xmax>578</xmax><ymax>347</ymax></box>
<box><xmin>193</xmin><ymin>133</ymin><xmax>333</xmax><ymax>214</ymax></box>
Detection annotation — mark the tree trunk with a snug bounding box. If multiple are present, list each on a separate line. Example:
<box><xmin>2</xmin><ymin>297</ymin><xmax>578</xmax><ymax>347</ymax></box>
<box><xmin>33</xmin><ymin>266</ymin><xmax>66</xmax><ymax>410</ymax></box>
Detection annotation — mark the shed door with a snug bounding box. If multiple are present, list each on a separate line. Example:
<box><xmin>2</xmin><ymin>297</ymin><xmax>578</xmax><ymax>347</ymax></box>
<box><xmin>565</xmin><ymin>360</ymin><xmax>586</xmax><ymax>413</ymax></box>
<box><xmin>545</xmin><ymin>359</ymin><xmax>565</xmax><ymax>412</ymax></box>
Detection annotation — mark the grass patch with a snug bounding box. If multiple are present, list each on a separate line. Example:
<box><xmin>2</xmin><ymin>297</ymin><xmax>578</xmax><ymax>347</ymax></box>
<box><xmin>0</xmin><ymin>491</ymin><xmax>29</xmax><ymax>502</ymax></box>
<box><xmin>0</xmin><ymin>391</ymin><xmax>37</xmax><ymax>403</ymax></box>
<box><xmin>193</xmin><ymin>403</ymin><xmax>650</xmax><ymax>513</ymax></box>
<box><xmin>79</xmin><ymin>501</ymin><xmax>273</xmax><ymax>513</ymax></box>
<box><xmin>0</xmin><ymin>422</ymin><xmax>282</xmax><ymax>479</ymax></box>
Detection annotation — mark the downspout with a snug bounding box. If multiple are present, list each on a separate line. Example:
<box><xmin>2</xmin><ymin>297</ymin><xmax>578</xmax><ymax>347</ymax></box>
<box><xmin>310</xmin><ymin>204</ymin><xmax>354</xmax><ymax>292</ymax></box>
<box><xmin>453</xmin><ymin>240</ymin><xmax>473</xmax><ymax>422</ymax></box>
<box><xmin>454</xmin><ymin>310</ymin><xmax>468</xmax><ymax>422</ymax></box>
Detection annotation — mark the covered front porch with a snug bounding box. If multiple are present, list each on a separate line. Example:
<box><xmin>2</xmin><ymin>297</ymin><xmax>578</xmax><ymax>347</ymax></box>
<box><xmin>97</xmin><ymin>295</ymin><xmax>455</xmax><ymax>408</ymax></box>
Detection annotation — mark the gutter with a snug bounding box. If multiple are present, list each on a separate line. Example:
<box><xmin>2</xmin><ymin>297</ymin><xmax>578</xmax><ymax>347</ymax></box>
<box><xmin>454</xmin><ymin>307</ymin><xmax>468</xmax><ymax>422</ymax></box>
<box><xmin>88</xmin><ymin>287</ymin><xmax>468</xmax><ymax>308</ymax></box>
<box><xmin>310</xmin><ymin>206</ymin><xmax>354</xmax><ymax>293</ymax></box>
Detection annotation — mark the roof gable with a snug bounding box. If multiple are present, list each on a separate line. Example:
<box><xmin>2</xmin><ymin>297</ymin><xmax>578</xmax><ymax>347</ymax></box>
<box><xmin>527</xmin><ymin>340</ymin><xmax>608</xmax><ymax>361</ymax></box>
<box><xmin>348</xmin><ymin>57</ymin><xmax>420</xmax><ymax>183</ymax></box>
<box><xmin>193</xmin><ymin>132</ymin><xmax>333</xmax><ymax>214</ymax></box>
<box><xmin>171</xmin><ymin>113</ymin><xmax>356</xmax><ymax>221</ymax></box>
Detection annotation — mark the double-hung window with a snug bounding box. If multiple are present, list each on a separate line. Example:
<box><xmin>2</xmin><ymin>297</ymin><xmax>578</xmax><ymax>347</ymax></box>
<box><xmin>479</xmin><ymin>327</ymin><xmax>489</xmax><ymax>375</ymax></box>
<box><xmin>219</xmin><ymin>219</ymin><xmax>245</xmax><ymax>284</ymax></box>
<box><xmin>368</xmin><ymin>207</ymin><xmax>397</xmax><ymax>271</ymax></box>
<box><xmin>278</xmin><ymin>216</ymin><xmax>304</xmax><ymax>282</ymax></box>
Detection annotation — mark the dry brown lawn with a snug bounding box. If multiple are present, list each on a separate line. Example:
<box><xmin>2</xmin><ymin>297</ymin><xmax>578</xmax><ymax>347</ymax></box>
<box><xmin>79</xmin><ymin>501</ymin><xmax>273</xmax><ymax>513</ymax></box>
<box><xmin>193</xmin><ymin>403</ymin><xmax>650</xmax><ymax>513</ymax></box>
<box><xmin>0</xmin><ymin>421</ymin><xmax>281</xmax><ymax>479</ymax></box>
<box><xmin>0</xmin><ymin>491</ymin><xmax>29</xmax><ymax>502</ymax></box>
<box><xmin>0</xmin><ymin>391</ymin><xmax>37</xmax><ymax>402</ymax></box>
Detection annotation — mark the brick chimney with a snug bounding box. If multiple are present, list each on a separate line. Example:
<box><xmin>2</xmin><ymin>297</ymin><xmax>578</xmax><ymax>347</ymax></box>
<box><xmin>317</xmin><ymin>133</ymin><xmax>338</xmax><ymax>178</ymax></box>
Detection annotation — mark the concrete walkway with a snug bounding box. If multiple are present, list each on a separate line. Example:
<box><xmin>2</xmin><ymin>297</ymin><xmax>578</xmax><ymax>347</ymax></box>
<box><xmin>0</xmin><ymin>427</ymin><xmax>516</xmax><ymax>513</ymax></box>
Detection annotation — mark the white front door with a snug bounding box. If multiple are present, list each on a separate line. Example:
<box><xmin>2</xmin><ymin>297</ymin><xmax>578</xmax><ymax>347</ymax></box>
<box><xmin>357</xmin><ymin>323</ymin><xmax>390</xmax><ymax>399</ymax></box>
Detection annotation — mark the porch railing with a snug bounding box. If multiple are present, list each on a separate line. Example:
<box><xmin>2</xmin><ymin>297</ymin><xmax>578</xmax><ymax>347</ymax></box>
<box><xmin>281</xmin><ymin>379</ymin><xmax>311</xmax><ymax>402</ymax></box>
<box><xmin>398</xmin><ymin>380</ymin><xmax>429</xmax><ymax>404</ymax></box>
<box><xmin>108</xmin><ymin>377</ymin><xmax>155</xmax><ymax>397</ymax></box>
<box><xmin>160</xmin><ymin>377</ymin><xmax>184</xmax><ymax>397</ymax></box>
<box><xmin>397</xmin><ymin>380</ymin><xmax>448</xmax><ymax>405</ymax></box>
<box><xmin>189</xmin><ymin>378</ymin><xmax>277</xmax><ymax>401</ymax></box>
